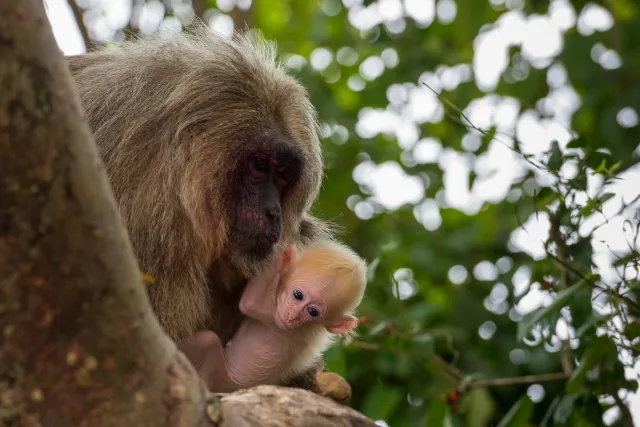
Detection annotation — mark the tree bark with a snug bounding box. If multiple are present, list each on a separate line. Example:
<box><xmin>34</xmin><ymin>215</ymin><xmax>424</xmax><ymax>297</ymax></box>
<box><xmin>0</xmin><ymin>1</ymin><xmax>374</xmax><ymax>426</ymax></box>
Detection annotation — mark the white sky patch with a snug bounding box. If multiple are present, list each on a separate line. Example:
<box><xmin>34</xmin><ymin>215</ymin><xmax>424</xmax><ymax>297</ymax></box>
<box><xmin>44</xmin><ymin>0</ymin><xmax>87</xmax><ymax>54</ymax></box>
<box><xmin>353</xmin><ymin>160</ymin><xmax>425</xmax><ymax>210</ymax></box>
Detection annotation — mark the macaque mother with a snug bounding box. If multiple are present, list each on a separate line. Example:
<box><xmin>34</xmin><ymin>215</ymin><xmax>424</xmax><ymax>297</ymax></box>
<box><xmin>67</xmin><ymin>25</ymin><xmax>332</xmax><ymax>392</ymax></box>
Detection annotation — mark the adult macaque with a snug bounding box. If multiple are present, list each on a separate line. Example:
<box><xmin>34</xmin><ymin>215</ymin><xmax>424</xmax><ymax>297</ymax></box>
<box><xmin>182</xmin><ymin>241</ymin><xmax>367</xmax><ymax>392</ymax></box>
<box><xmin>66</xmin><ymin>23</ymin><xmax>332</xmax><ymax>391</ymax></box>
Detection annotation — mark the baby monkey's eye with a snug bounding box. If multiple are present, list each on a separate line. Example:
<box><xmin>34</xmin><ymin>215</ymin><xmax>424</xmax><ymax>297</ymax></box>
<box><xmin>293</xmin><ymin>288</ymin><xmax>304</xmax><ymax>301</ymax></box>
<box><xmin>307</xmin><ymin>306</ymin><xmax>319</xmax><ymax>317</ymax></box>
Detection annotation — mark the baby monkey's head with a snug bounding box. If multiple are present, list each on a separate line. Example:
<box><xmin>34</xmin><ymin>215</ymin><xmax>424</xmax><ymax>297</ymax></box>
<box><xmin>274</xmin><ymin>241</ymin><xmax>367</xmax><ymax>334</ymax></box>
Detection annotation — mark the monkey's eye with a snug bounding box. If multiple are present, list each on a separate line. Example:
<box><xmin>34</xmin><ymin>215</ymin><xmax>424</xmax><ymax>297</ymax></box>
<box><xmin>307</xmin><ymin>306</ymin><xmax>319</xmax><ymax>317</ymax></box>
<box><xmin>293</xmin><ymin>288</ymin><xmax>304</xmax><ymax>301</ymax></box>
<box><xmin>252</xmin><ymin>157</ymin><xmax>269</xmax><ymax>173</ymax></box>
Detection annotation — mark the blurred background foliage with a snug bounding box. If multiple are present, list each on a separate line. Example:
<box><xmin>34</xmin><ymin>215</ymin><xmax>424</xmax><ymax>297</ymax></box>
<box><xmin>50</xmin><ymin>0</ymin><xmax>640</xmax><ymax>426</ymax></box>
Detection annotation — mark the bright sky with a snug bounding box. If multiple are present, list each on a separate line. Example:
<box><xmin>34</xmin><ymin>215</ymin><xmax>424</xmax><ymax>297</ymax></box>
<box><xmin>45</xmin><ymin>0</ymin><xmax>640</xmax><ymax>424</ymax></box>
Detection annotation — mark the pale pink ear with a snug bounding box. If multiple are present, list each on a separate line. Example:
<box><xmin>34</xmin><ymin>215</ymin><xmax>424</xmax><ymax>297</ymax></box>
<box><xmin>326</xmin><ymin>315</ymin><xmax>358</xmax><ymax>334</ymax></box>
<box><xmin>278</xmin><ymin>244</ymin><xmax>297</xmax><ymax>273</ymax></box>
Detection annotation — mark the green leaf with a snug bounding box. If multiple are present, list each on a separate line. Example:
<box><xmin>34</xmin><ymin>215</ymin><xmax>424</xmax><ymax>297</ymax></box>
<box><xmin>517</xmin><ymin>280</ymin><xmax>588</xmax><ymax>341</ymax></box>
<box><xmin>571</xmin><ymin>173</ymin><xmax>588</xmax><ymax>191</ymax></box>
<box><xmin>541</xmin><ymin>397</ymin><xmax>561</xmax><ymax>427</ymax></box>
<box><xmin>622</xmin><ymin>379</ymin><xmax>639</xmax><ymax>392</ymax></box>
<box><xmin>548</xmin><ymin>140</ymin><xmax>563</xmax><ymax>172</ymax></box>
<box><xmin>586</xmin><ymin>150</ymin><xmax>612</xmax><ymax>171</ymax></box>
<box><xmin>412</xmin><ymin>333</ymin><xmax>435</xmax><ymax>358</ymax></box>
<box><xmin>574</xmin><ymin>314</ymin><xmax>599</xmax><ymax>338</ymax></box>
<box><xmin>578</xmin><ymin>394</ymin><xmax>605</xmax><ymax>427</ymax></box>
<box><xmin>567</xmin><ymin>336</ymin><xmax>617</xmax><ymax>393</ymax></box>
<box><xmin>554</xmin><ymin>394</ymin><xmax>578</xmax><ymax>424</ymax></box>
<box><xmin>323</xmin><ymin>346</ymin><xmax>347</xmax><ymax>377</ymax></box>
<box><xmin>599</xmin><ymin>192</ymin><xmax>616</xmax><ymax>204</ymax></box>
<box><xmin>623</xmin><ymin>321</ymin><xmax>640</xmax><ymax>340</ymax></box>
<box><xmin>567</xmin><ymin>138</ymin><xmax>587</xmax><ymax>149</ymax></box>
<box><xmin>496</xmin><ymin>396</ymin><xmax>534</xmax><ymax>427</ymax></box>
<box><xmin>360</xmin><ymin>384</ymin><xmax>402</xmax><ymax>421</ymax></box>
<box><xmin>464</xmin><ymin>388</ymin><xmax>496</xmax><ymax>427</ymax></box>
<box><xmin>426</xmin><ymin>398</ymin><xmax>449</xmax><ymax>427</ymax></box>
<box><xmin>533</xmin><ymin>187</ymin><xmax>557</xmax><ymax>207</ymax></box>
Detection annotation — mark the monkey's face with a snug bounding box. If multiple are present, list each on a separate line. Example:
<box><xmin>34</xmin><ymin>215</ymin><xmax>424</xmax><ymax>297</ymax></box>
<box><xmin>274</xmin><ymin>271</ymin><xmax>330</xmax><ymax>330</ymax></box>
<box><xmin>231</xmin><ymin>135</ymin><xmax>303</xmax><ymax>260</ymax></box>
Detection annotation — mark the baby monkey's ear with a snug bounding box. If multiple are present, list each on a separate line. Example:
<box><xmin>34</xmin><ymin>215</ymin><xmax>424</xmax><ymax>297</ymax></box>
<box><xmin>326</xmin><ymin>314</ymin><xmax>358</xmax><ymax>335</ymax></box>
<box><xmin>277</xmin><ymin>244</ymin><xmax>297</xmax><ymax>274</ymax></box>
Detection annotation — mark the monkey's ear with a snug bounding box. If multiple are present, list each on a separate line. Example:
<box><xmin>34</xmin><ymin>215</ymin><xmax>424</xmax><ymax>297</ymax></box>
<box><xmin>326</xmin><ymin>314</ymin><xmax>358</xmax><ymax>335</ymax></box>
<box><xmin>278</xmin><ymin>244</ymin><xmax>297</xmax><ymax>273</ymax></box>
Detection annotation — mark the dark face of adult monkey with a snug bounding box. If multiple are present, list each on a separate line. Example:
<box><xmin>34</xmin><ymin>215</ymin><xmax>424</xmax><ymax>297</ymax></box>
<box><xmin>231</xmin><ymin>130</ymin><xmax>303</xmax><ymax>260</ymax></box>
<box><xmin>66</xmin><ymin>24</ymin><xmax>330</xmax><ymax>350</ymax></box>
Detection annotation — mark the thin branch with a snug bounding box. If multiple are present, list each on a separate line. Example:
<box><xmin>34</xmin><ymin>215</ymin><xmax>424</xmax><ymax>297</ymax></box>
<box><xmin>547</xmin><ymin>251</ymin><xmax>640</xmax><ymax>310</ymax></box>
<box><xmin>67</xmin><ymin>0</ymin><xmax>94</xmax><ymax>51</ymax></box>
<box><xmin>351</xmin><ymin>341</ymin><xmax>568</xmax><ymax>390</ymax></box>
<box><xmin>230</xmin><ymin>5</ymin><xmax>254</xmax><ymax>32</ymax></box>
<box><xmin>467</xmin><ymin>372</ymin><xmax>569</xmax><ymax>390</ymax></box>
<box><xmin>192</xmin><ymin>0</ymin><xmax>207</xmax><ymax>21</ymax></box>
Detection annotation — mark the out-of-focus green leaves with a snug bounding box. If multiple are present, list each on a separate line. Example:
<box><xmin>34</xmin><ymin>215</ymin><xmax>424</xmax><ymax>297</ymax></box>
<box><xmin>197</xmin><ymin>1</ymin><xmax>640</xmax><ymax>425</ymax></box>
<box><xmin>554</xmin><ymin>394</ymin><xmax>579</xmax><ymax>425</ymax></box>
<box><xmin>517</xmin><ymin>280</ymin><xmax>588</xmax><ymax>341</ymax></box>
<box><xmin>426</xmin><ymin>398</ymin><xmax>452</xmax><ymax>427</ymax></box>
<box><xmin>496</xmin><ymin>396</ymin><xmax>534</xmax><ymax>427</ymax></box>
<box><xmin>360</xmin><ymin>384</ymin><xmax>403</xmax><ymax>420</ymax></box>
<box><xmin>566</xmin><ymin>336</ymin><xmax>617</xmax><ymax>394</ymax></box>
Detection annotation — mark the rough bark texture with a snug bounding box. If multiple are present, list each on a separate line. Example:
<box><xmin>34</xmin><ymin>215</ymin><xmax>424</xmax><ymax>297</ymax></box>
<box><xmin>212</xmin><ymin>386</ymin><xmax>374</xmax><ymax>427</ymax></box>
<box><xmin>0</xmin><ymin>0</ymin><xmax>208</xmax><ymax>425</ymax></box>
<box><xmin>0</xmin><ymin>1</ymin><xmax>373</xmax><ymax>426</ymax></box>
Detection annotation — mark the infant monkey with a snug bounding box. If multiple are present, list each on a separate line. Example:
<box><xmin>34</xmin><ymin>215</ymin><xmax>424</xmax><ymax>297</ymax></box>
<box><xmin>192</xmin><ymin>240</ymin><xmax>367</xmax><ymax>392</ymax></box>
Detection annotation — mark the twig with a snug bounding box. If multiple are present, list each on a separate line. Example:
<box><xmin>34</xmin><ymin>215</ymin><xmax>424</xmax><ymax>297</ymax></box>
<box><xmin>546</xmin><ymin>251</ymin><xmax>640</xmax><ymax>310</ymax></box>
<box><xmin>67</xmin><ymin>0</ymin><xmax>93</xmax><ymax>51</ymax></box>
<box><xmin>467</xmin><ymin>372</ymin><xmax>569</xmax><ymax>389</ymax></box>
<box><xmin>192</xmin><ymin>0</ymin><xmax>207</xmax><ymax>20</ymax></box>
<box><xmin>229</xmin><ymin>5</ymin><xmax>254</xmax><ymax>32</ymax></box>
<box><xmin>430</xmin><ymin>354</ymin><xmax>464</xmax><ymax>381</ymax></box>
<box><xmin>351</xmin><ymin>340</ymin><xmax>567</xmax><ymax>390</ymax></box>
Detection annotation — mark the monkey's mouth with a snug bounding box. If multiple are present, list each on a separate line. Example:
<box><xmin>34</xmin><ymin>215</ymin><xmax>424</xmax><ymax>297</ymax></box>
<box><xmin>231</xmin><ymin>225</ymin><xmax>280</xmax><ymax>260</ymax></box>
<box><xmin>275</xmin><ymin>314</ymin><xmax>292</xmax><ymax>331</ymax></box>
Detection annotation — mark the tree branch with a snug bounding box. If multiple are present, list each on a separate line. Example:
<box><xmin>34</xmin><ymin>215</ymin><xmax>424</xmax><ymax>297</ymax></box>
<box><xmin>230</xmin><ymin>5</ymin><xmax>253</xmax><ymax>32</ymax></box>
<box><xmin>467</xmin><ymin>372</ymin><xmax>569</xmax><ymax>390</ymax></box>
<box><xmin>352</xmin><ymin>342</ymin><xmax>568</xmax><ymax>391</ymax></box>
<box><xmin>209</xmin><ymin>386</ymin><xmax>374</xmax><ymax>426</ymax></box>
<box><xmin>67</xmin><ymin>0</ymin><xmax>94</xmax><ymax>50</ymax></box>
<box><xmin>192</xmin><ymin>0</ymin><xmax>207</xmax><ymax>21</ymax></box>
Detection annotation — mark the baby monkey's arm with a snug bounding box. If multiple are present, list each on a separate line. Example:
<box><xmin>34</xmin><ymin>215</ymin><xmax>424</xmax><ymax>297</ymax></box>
<box><xmin>178</xmin><ymin>331</ymin><xmax>239</xmax><ymax>393</ymax></box>
<box><xmin>239</xmin><ymin>245</ymin><xmax>296</xmax><ymax>325</ymax></box>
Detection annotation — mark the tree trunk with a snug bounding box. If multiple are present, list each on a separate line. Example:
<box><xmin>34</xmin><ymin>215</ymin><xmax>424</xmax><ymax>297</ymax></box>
<box><xmin>0</xmin><ymin>1</ymin><xmax>374</xmax><ymax>426</ymax></box>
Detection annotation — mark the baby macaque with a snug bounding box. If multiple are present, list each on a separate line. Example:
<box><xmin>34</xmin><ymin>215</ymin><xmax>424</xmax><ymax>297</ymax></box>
<box><xmin>185</xmin><ymin>241</ymin><xmax>367</xmax><ymax>392</ymax></box>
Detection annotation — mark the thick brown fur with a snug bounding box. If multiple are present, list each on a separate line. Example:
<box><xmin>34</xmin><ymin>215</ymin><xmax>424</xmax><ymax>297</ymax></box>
<box><xmin>66</xmin><ymin>23</ymin><xmax>331</xmax><ymax>389</ymax></box>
